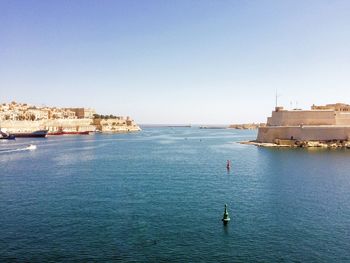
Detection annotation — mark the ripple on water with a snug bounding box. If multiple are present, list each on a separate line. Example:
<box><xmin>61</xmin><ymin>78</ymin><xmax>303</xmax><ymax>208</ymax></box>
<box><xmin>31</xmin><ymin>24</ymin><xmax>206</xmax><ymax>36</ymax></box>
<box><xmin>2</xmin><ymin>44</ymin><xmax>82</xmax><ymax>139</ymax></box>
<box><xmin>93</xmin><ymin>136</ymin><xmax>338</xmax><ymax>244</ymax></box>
<box><xmin>1</xmin><ymin>128</ymin><xmax>350</xmax><ymax>262</ymax></box>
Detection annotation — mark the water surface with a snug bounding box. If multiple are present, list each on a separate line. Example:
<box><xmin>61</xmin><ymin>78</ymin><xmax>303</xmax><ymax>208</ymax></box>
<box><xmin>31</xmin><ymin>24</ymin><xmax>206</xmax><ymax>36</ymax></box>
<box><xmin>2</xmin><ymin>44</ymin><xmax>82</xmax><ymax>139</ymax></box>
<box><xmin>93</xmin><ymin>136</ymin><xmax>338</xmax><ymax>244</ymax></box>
<box><xmin>1</xmin><ymin>128</ymin><xmax>349</xmax><ymax>262</ymax></box>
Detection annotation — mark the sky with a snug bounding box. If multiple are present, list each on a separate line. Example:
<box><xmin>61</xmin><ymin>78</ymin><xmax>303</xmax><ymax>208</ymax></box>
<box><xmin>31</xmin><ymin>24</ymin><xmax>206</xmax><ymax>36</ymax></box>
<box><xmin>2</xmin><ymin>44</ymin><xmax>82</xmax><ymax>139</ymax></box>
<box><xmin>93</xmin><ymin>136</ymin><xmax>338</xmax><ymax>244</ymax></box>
<box><xmin>1</xmin><ymin>0</ymin><xmax>350</xmax><ymax>124</ymax></box>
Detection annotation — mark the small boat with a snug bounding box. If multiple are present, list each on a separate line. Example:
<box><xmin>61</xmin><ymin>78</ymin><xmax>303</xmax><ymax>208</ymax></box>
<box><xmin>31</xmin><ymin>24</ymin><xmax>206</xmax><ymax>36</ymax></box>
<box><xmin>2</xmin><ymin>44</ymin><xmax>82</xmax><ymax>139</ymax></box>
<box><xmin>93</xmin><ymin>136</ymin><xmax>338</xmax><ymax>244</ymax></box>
<box><xmin>10</xmin><ymin>130</ymin><xmax>48</xmax><ymax>138</ymax></box>
<box><xmin>0</xmin><ymin>130</ymin><xmax>15</xmax><ymax>140</ymax></box>
<box><xmin>62</xmin><ymin>131</ymin><xmax>90</xmax><ymax>135</ymax></box>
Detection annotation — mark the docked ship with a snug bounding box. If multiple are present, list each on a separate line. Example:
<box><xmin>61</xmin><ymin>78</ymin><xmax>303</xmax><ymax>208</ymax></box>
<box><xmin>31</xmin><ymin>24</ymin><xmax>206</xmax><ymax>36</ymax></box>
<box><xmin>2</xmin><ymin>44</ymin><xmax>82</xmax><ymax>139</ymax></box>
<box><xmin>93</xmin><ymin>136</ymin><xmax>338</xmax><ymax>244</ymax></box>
<box><xmin>48</xmin><ymin>126</ymin><xmax>90</xmax><ymax>135</ymax></box>
<box><xmin>48</xmin><ymin>129</ymin><xmax>90</xmax><ymax>135</ymax></box>
<box><xmin>62</xmin><ymin>131</ymin><xmax>90</xmax><ymax>135</ymax></box>
<box><xmin>47</xmin><ymin>131</ymin><xmax>64</xmax><ymax>135</ymax></box>
<box><xmin>10</xmin><ymin>130</ymin><xmax>48</xmax><ymax>138</ymax></box>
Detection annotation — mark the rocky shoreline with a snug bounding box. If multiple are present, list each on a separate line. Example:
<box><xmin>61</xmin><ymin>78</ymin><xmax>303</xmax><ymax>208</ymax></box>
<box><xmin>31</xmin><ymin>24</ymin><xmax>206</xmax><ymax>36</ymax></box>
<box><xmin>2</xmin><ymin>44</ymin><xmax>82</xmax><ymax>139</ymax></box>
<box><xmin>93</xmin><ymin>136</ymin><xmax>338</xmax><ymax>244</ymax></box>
<box><xmin>240</xmin><ymin>139</ymin><xmax>350</xmax><ymax>149</ymax></box>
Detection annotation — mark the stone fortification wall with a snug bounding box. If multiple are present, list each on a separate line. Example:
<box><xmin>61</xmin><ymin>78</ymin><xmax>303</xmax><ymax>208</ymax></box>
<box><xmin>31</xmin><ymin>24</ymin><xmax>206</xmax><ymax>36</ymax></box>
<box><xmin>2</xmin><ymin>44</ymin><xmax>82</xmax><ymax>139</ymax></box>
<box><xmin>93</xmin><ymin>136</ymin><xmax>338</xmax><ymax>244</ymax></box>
<box><xmin>257</xmin><ymin>106</ymin><xmax>350</xmax><ymax>143</ymax></box>
<box><xmin>267</xmin><ymin>110</ymin><xmax>350</xmax><ymax>126</ymax></box>
<box><xmin>93</xmin><ymin>118</ymin><xmax>141</xmax><ymax>132</ymax></box>
<box><xmin>1</xmin><ymin>118</ymin><xmax>141</xmax><ymax>133</ymax></box>
<box><xmin>1</xmin><ymin>120</ymin><xmax>42</xmax><ymax>132</ymax></box>
<box><xmin>335</xmin><ymin>112</ymin><xmax>350</xmax><ymax>125</ymax></box>
<box><xmin>267</xmin><ymin>110</ymin><xmax>336</xmax><ymax>126</ymax></box>
<box><xmin>45</xmin><ymin>119</ymin><xmax>95</xmax><ymax>132</ymax></box>
<box><xmin>1</xmin><ymin>119</ymin><xmax>95</xmax><ymax>133</ymax></box>
<box><xmin>257</xmin><ymin>126</ymin><xmax>350</xmax><ymax>143</ymax></box>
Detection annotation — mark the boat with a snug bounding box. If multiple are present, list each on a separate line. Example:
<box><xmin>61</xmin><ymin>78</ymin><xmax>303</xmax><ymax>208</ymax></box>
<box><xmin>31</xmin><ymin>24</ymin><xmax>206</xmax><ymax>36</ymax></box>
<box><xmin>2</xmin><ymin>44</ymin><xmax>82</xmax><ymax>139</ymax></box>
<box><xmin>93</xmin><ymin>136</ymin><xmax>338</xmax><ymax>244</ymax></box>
<box><xmin>0</xmin><ymin>130</ymin><xmax>15</xmax><ymax>140</ymax></box>
<box><xmin>48</xmin><ymin>131</ymin><xmax>64</xmax><ymax>135</ymax></box>
<box><xmin>10</xmin><ymin>130</ymin><xmax>48</xmax><ymax>138</ymax></box>
<box><xmin>62</xmin><ymin>131</ymin><xmax>90</xmax><ymax>135</ymax></box>
<box><xmin>48</xmin><ymin>127</ymin><xmax>64</xmax><ymax>136</ymax></box>
<box><xmin>48</xmin><ymin>129</ymin><xmax>91</xmax><ymax>135</ymax></box>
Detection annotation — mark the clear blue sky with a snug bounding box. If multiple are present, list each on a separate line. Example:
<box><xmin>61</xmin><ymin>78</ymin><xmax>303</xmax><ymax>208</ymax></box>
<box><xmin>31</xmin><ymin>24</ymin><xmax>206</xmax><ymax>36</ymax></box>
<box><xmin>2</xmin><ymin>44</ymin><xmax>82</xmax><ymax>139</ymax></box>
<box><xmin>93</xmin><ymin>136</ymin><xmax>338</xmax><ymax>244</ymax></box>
<box><xmin>1</xmin><ymin>0</ymin><xmax>350</xmax><ymax>124</ymax></box>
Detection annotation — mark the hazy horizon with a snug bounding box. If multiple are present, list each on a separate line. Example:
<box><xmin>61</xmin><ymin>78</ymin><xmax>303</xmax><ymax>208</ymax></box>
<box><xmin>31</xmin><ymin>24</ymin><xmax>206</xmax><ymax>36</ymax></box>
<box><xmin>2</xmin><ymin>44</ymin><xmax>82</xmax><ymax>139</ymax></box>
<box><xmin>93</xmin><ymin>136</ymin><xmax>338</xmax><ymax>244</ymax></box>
<box><xmin>1</xmin><ymin>0</ymin><xmax>350</xmax><ymax>124</ymax></box>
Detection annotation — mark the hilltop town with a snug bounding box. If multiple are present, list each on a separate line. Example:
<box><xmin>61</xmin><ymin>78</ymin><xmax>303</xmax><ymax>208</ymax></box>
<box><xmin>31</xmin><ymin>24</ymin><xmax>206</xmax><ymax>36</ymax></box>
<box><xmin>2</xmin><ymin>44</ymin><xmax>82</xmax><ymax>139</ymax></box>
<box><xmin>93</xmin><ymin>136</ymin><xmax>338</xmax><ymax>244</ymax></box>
<box><xmin>0</xmin><ymin>102</ymin><xmax>141</xmax><ymax>134</ymax></box>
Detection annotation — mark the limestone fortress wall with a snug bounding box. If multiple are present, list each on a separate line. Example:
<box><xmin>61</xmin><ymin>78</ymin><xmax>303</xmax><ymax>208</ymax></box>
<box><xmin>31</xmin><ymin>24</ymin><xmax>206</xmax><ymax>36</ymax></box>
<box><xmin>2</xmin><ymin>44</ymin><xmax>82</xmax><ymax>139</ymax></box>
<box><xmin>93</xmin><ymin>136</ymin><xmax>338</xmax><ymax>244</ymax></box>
<box><xmin>267</xmin><ymin>110</ymin><xmax>336</xmax><ymax>126</ymax></box>
<box><xmin>257</xmin><ymin>104</ymin><xmax>350</xmax><ymax>143</ymax></box>
<box><xmin>1</xmin><ymin>119</ymin><xmax>95</xmax><ymax>133</ymax></box>
<box><xmin>0</xmin><ymin>102</ymin><xmax>141</xmax><ymax>134</ymax></box>
<box><xmin>1</xmin><ymin>118</ymin><xmax>141</xmax><ymax>133</ymax></box>
<box><xmin>257</xmin><ymin>126</ymin><xmax>350</xmax><ymax>142</ymax></box>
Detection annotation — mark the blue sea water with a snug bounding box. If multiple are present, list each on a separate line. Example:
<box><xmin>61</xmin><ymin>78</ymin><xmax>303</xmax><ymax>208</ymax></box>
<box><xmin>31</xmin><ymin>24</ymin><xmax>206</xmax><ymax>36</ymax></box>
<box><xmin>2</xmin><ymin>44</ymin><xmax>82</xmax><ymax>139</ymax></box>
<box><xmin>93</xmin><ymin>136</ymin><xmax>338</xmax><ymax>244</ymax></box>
<box><xmin>0</xmin><ymin>128</ymin><xmax>350</xmax><ymax>262</ymax></box>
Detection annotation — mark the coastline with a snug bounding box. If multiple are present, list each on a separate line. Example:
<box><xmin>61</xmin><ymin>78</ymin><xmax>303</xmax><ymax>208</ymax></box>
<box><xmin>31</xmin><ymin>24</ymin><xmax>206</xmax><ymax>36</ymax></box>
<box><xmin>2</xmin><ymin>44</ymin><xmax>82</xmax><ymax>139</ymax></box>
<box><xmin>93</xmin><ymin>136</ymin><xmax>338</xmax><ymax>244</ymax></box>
<box><xmin>240</xmin><ymin>140</ymin><xmax>350</xmax><ymax>149</ymax></box>
<box><xmin>0</xmin><ymin>119</ymin><xmax>141</xmax><ymax>135</ymax></box>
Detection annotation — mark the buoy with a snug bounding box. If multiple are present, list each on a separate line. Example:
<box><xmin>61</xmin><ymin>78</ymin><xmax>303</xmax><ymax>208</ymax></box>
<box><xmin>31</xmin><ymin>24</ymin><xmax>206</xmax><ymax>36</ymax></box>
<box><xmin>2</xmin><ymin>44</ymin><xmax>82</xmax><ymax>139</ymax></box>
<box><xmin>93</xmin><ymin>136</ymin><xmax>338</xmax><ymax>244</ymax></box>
<box><xmin>222</xmin><ymin>204</ymin><xmax>230</xmax><ymax>224</ymax></box>
<box><xmin>226</xmin><ymin>160</ymin><xmax>231</xmax><ymax>170</ymax></box>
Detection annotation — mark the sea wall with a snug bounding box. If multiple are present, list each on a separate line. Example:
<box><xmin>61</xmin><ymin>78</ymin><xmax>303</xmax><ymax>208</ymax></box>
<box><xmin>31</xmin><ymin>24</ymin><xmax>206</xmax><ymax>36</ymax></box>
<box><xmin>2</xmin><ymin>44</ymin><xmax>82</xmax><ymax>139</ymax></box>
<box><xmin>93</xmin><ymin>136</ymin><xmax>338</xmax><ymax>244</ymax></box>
<box><xmin>257</xmin><ymin>126</ymin><xmax>350</xmax><ymax>143</ymax></box>
<box><xmin>45</xmin><ymin>119</ymin><xmax>95</xmax><ymax>132</ymax></box>
<box><xmin>93</xmin><ymin>118</ymin><xmax>141</xmax><ymax>132</ymax></box>
<box><xmin>1</xmin><ymin>119</ymin><xmax>95</xmax><ymax>133</ymax></box>
<box><xmin>1</xmin><ymin>118</ymin><xmax>141</xmax><ymax>133</ymax></box>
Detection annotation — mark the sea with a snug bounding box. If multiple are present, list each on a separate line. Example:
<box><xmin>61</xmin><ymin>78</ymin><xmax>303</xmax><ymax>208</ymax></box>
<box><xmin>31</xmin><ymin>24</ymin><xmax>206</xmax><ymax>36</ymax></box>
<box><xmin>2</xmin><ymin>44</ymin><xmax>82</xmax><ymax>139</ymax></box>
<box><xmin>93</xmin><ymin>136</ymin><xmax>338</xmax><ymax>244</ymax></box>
<box><xmin>0</xmin><ymin>128</ymin><xmax>349</xmax><ymax>262</ymax></box>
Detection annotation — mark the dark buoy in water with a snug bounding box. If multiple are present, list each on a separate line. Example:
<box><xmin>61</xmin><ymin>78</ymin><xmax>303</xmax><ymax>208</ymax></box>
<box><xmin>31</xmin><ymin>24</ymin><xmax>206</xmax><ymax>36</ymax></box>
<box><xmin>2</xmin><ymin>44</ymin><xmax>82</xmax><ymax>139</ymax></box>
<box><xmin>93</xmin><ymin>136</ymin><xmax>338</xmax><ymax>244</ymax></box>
<box><xmin>226</xmin><ymin>160</ymin><xmax>231</xmax><ymax>171</ymax></box>
<box><xmin>222</xmin><ymin>204</ymin><xmax>230</xmax><ymax>225</ymax></box>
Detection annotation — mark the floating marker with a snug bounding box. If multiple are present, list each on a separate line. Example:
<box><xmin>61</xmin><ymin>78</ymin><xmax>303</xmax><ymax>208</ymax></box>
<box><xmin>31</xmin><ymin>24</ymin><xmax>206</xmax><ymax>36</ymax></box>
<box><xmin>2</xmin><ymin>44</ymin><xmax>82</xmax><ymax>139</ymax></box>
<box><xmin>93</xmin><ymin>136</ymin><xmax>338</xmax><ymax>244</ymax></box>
<box><xmin>222</xmin><ymin>204</ymin><xmax>230</xmax><ymax>224</ymax></box>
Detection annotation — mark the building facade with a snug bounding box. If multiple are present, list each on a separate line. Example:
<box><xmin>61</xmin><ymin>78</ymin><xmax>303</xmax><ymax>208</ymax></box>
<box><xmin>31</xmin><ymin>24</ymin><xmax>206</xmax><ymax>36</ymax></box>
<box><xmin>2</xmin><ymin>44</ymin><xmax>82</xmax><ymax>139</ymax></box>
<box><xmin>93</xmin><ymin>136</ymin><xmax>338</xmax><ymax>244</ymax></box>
<box><xmin>66</xmin><ymin>108</ymin><xmax>96</xmax><ymax>119</ymax></box>
<box><xmin>311</xmin><ymin>103</ymin><xmax>350</xmax><ymax>112</ymax></box>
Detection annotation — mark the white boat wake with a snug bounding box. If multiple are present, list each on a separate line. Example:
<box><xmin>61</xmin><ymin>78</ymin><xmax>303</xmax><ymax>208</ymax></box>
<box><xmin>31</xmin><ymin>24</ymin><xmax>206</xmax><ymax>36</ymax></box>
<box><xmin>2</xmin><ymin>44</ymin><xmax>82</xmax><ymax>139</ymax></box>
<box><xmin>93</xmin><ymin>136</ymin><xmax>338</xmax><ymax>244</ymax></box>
<box><xmin>0</xmin><ymin>144</ymin><xmax>37</xmax><ymax>154</ymax></box>
<box><xmin>26</xmin><ymin>144</ymin><xmax>37</xmax><ymax>150</ymax></box>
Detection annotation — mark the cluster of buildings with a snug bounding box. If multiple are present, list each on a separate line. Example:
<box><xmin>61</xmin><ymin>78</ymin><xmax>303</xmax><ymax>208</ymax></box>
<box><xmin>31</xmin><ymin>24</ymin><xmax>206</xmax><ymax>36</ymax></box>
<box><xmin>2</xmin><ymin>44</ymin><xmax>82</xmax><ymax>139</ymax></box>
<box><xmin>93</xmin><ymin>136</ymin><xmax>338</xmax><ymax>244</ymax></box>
<box><xmin>0</xmin><ymin>102</ymin><xmax>140</xmax><ymax>134</ymax></box>
<box><xmin>311</xmin><ymin>103</ymin><xmax>350</xmax><ymax>111</ymax></box>
<box><xmin>0</xmin><ymin>102</ymin><xmax>95</xmax><ymax>121</ymax></box>
<box><xmin>257</xmin><ymin>103</ymin><xmax>350</xmax><ymax>146</ymax></box>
